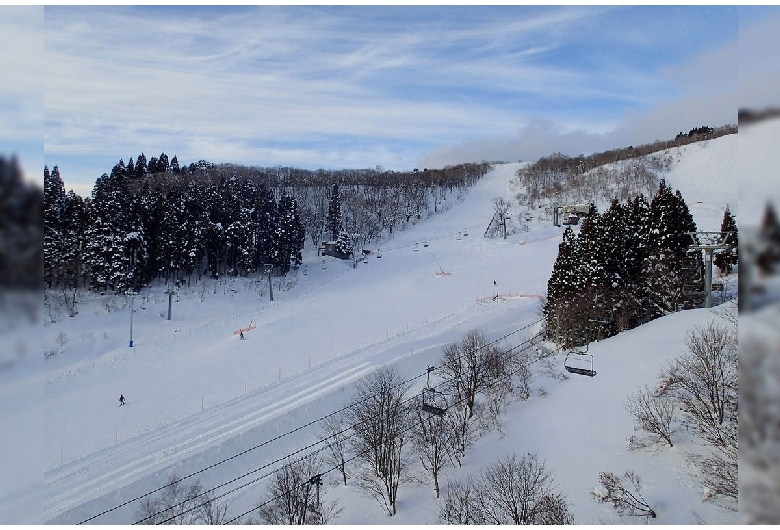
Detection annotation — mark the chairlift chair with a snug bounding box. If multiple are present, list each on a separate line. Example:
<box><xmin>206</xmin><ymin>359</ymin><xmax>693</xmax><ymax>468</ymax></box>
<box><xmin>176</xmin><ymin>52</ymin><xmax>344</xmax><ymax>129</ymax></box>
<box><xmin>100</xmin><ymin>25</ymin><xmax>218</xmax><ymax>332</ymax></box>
<box><xmin>421</xmin><ymin>366</ymin><xmax>448</xmax><ymax>416</ymax></box>
<box><xmin>424</xmin><ymin>239</ymin><xmax>429</xmax><ymax>247</ymax></box>
<box><xmin>413</xmin><ymin>242</ymin><xmax>419</xmax><ymax>252</ymax></box>
<box><xmin>563</xmin><ymin>349</ymin><xmax>596</xmax><ymax>377</ymax></box>
<box><xmin>463</xmin><ymin>228</ymin><xmax>468</xmax><ymax>236</ymax></box>
<box><xmin>377</xmin><ymin>249</ymin><xmax>382</xmax><ymax>258</ymax></box>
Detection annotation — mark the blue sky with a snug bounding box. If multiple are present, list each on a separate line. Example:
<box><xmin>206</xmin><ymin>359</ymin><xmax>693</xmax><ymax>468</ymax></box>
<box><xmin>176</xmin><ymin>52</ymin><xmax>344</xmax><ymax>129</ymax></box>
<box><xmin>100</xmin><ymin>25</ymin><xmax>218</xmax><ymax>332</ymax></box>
<box><xmin>34</xmin><ymin>6</ymin><xmax>748</xmax><ymax>195</ymax></box>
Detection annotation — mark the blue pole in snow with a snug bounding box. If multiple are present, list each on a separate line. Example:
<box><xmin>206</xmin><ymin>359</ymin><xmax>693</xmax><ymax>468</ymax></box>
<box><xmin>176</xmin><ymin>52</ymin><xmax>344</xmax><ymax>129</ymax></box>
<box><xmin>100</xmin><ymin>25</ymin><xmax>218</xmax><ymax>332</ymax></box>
<box><xmin>128</xmin><ymin>293</ymin><xmax>135</xmax><ymax>347</ymax></box>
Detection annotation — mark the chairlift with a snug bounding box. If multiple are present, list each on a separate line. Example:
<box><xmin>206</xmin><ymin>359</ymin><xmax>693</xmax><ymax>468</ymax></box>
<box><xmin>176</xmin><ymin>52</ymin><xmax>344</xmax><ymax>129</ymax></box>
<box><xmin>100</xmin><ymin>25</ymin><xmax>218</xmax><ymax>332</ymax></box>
<box><xmin>563</xmin><ymin>349</ymin><xmax>596</xmax><ymax>377</ymax></box>
<box><xmin>423</xmin><ymin>239</ymin><xmax>429</xmax><ymax>248</ymax></box>
<box><xmin>413</xmin><ymin>242</ymin><xmax>419</xmax><ymax>252</ymax></box>
<box><xmin>456</xmin><ymin>231</ymin><xmax>462</xmax><ymax>240</ymax></box>
<box><xmin>421</xmin><ymin>366</ymin><xmax>448</xmax><ymax>416</ymax></box>
<box><xmin>377</xmin><ymin>249</ymin><xmax>382</xmax><ymax>258</ymax></box>
<box><xmin>463</xmin><ymin>228</ymin><xmax>468</xmax><ymax>237</ymax></box>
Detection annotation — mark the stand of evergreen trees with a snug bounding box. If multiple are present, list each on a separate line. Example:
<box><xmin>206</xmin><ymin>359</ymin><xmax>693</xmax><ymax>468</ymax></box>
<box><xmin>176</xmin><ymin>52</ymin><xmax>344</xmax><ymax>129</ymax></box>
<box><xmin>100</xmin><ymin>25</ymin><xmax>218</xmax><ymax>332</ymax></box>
<box><xmin>545</xmin><ymin>180</ymin><xmax>710</xmax><ymax>348</ymax></box>
<box><xmin>44</xmin><ymin>155</ymin><xmax>490</xmax><ymax>294</ymax></box>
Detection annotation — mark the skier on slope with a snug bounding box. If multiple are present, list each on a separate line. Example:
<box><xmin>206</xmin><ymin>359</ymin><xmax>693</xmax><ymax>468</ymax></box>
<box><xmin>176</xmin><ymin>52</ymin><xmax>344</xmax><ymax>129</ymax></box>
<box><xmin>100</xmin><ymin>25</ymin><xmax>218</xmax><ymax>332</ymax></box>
<box><xmin>240</xmin><ymin>331</ymin><xmax>244</xmax><ymax>340</ymax></box>
<box><xmin>119</xmin><ymin>394</ymin><xmax>125</xmax><ymax>406</ymax></box>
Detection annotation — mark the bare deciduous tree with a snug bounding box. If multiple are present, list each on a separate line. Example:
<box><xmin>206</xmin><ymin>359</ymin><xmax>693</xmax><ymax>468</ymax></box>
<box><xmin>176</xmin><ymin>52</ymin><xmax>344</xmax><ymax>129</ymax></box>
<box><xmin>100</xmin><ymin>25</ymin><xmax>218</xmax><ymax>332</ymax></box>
<box><xmin>510</xmin><ymin>349</ymin><xmax>534</xmax><ymax>401</ymax></box>
<box><xmin>624</xmin><ymin>385</ymin><xmax>678</xmax><ymax>450</ymax></box>
<box><xmin>347</xmin><ymin>366</ymin><xmax>410</xmax><ymax>516</ymax></box>
<box><xmin>439</xmin><ymin>329</ymin><xmax>506</xmax><ymax>419</ymax></box>
<box><xmin>439</xmin><ymin>452</ymin><xmax>573</xmax><ymax>525</ymax></box>
<box><xmin>446</xmin><ymin>384</ymin><xmax>475</xmax><ymax>467</ymax></box>
<box><xmin>658</xmin><ymin>321</ymin><xmax>737</xmax><ymax>449</ymax></box>
<box><xmin>656</xmin><ymin>321</ymin><xmax>738</xmax><ymax>509</ymax></box>
<box><xmin>135</xmin><ymin>474</ymin><xmax>230</xmax><ymax>525</ymax></box>
<box><xmin>254</xmin><ymin>456</ymin><xmax>338</xmax><ymax>525</ymax></box>
<box><xmin>412</xmin><ymin>409</ymin><xmax>456</xmax><ymax>498</ymax></box>
<box><xmin>320</xmin><ymin>414</ymin><xmax>350</xmax><ymax>486</ymax></box>
<box><xmin>592</xmin><ymin>470</ymin><xmax>656</xmax><ymax>521</ymax></box>
<box><xmin>691</xmin><ymin>444</ymin><xmax>738</xmax><ymax>511</ymax></box>
<box><xmin>479</xmin><ymin>452</ymin><xmax>573</xmax><ymax>525</ymax></box>
<box><xmin>439</xmin><ymin>477</ymin><xmax>485</xmax><ymax>524</ymax></box>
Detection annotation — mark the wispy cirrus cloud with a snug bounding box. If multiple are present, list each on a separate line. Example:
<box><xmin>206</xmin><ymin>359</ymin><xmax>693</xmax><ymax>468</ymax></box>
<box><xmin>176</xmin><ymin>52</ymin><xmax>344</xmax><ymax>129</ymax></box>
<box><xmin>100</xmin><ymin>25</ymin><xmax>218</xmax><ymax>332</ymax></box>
<box><xmin>44</xmin><ymin>6</ymin><xmax>737</xmax><ymax>194</ymax></box>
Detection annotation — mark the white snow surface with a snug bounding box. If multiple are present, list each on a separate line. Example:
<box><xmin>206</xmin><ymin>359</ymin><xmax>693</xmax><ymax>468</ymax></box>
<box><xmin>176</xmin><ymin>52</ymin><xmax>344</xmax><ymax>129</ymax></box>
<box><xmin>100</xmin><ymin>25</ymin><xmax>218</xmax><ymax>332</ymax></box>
<box><xmin>739</xmin><ymin>118</ymin><xmax>780</xmax><ymax>227</ymax></box>
<box><xmin>41</xmin><ymin>140</ymin><xmax>738</xmax><ymax>525</ymax></box>
<box><xmin>662</xmin><ymin>133</ymin><xmax>737</xmax><ymax>233</ymax></box>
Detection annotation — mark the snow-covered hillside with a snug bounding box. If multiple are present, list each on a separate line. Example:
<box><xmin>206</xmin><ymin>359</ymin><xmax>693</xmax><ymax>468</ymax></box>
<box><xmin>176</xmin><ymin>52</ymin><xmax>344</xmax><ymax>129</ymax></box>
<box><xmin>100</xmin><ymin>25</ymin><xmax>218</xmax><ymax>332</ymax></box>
<box><xmin>739</xmin><ymin>118</ymin><xmax>780</xmax><ymax>227</ymax></box>
<box><xmin>42</xmin><ymin>137</ymin><xmax>738</xmax><ymax>525</ymax></box>
<box><xmin>662</xmin><ymin>133</ymin><xmax>737</xmax><ymax>232</ymax></box>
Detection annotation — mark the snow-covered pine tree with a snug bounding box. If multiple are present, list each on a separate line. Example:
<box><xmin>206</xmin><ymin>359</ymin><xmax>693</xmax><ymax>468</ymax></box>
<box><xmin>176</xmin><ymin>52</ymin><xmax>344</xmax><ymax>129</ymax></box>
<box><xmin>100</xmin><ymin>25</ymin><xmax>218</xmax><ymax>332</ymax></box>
<box><xmin>84</xmin><ymin>171</ymin><xmax>131</xmax><ymax>292</ymax></box>
<box><xmin>713</xmin><ymin>205</ymin><xmax>738</xmax><ymax>274</ymax></box>
<box><xmin>253</xmin><ymin>183</ymin><xmax>278</xmax><ymax>270</ymax></box>
<box><xmin>590</xmin><ymin>199</ymin><xmax>630</xmax><ymax>339</ymax></box>
<box><xmin>326</xmin><ymin>183</ymin><xmax>342</xmax><ymax>241</ymax></box>
<box><xmin>274</xmin><ymin>194</ymin><xmax>305</xmax><ymax>275</ymax></box>
<box><xmin>622</xmin><ymin>194</ymin><xmax>651</xmax><ymax>328</ymax></box>
<box><xmin>180</xmin><ymin>180</ymin><xmax>207</xmax><ymax>282</ymax></box>
<box><xmin>201</xmin><ymin>182</ymin><xmax>226</xmax><ymax>279</ymax></box>
<box><xmin>224</xmin><ymin>179</ymin><xmax>257</xmax><ymax>275</ymax></box>
<box><xmin>157</xmin><ymin>152</ymin><xmax>169</xmax><ymax>173</ymax></box>
<box><xmin>134</xmin><ymin>152</ymin><xmax>147</xmax><ymax>180</ymax></box>
<box><xmin>545</xmin><ymin>226</ymin><xmax>585</xmax><ymax>347</ymax></box>
<box><xmin>334</xmin><ymin>231</ymin><xmax>354</xmax><ymax>259</ymax></box>
<box><xmin>61</xmin><ymin>189</ymin><xmax>89</xmax><ymax>290</ymax></box>
<box><xmin>147</xmin><ymin>156</ymin><xmax>159</xmax><ymax>175</ymax></box>
<box><xmin>44</xmin><ymin>165</ymin><xmax>67</xmax><ymax>287</ymax></box>
<box><xmin>643</xmin><ymin>179</ymin><xmax>698</xmax><ymax>318</ymax></box>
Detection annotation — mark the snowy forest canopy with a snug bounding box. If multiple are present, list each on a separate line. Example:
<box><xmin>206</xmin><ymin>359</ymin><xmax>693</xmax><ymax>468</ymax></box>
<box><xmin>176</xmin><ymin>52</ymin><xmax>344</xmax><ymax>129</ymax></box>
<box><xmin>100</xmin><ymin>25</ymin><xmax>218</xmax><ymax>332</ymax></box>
<box><xmin>43</xmin><ymin>157</ymin><xmax>490</xmax><ymax>294</ymax></box>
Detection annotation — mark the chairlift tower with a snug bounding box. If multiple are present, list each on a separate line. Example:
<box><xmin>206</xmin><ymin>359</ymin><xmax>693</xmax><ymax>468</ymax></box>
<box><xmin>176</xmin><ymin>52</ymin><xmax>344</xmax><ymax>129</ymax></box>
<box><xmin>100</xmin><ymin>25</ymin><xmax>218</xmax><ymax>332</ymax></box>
<box><xmin>263</xmin><ymin>263</ymin><xmax>274</xmax><ymax>302</ymax></box>
<box><xmin>125</xmin><ymin>290</ymin><xmax>137</xmax><ymax>347</ymax></box>
<box><xmin>687</xmin><ymin>231</ymin><xmax>732</xmax><ymax>309</ymax></box>
<box><xmin>164</xmin><ymin>286</ymin><xmax>176</xmax><ymax>320</ymax></box>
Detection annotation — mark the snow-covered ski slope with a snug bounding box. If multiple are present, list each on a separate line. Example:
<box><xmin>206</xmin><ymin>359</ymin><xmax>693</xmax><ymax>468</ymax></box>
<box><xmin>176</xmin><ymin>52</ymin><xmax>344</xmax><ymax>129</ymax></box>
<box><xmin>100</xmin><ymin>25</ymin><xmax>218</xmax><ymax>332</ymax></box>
<box><xmin>43</xmin><ymin>136</ymin><xmax>738</xmax><ymax>525</ymax></box>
